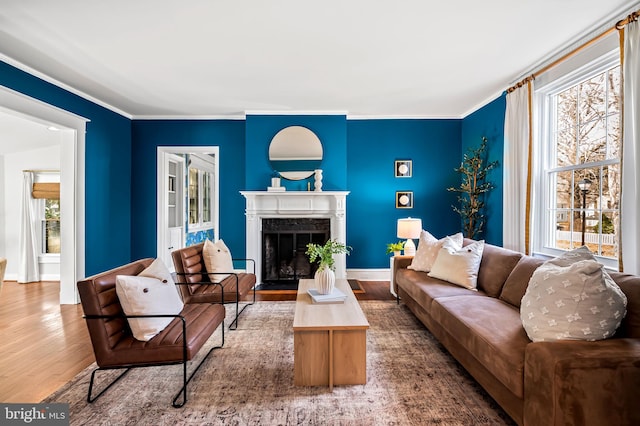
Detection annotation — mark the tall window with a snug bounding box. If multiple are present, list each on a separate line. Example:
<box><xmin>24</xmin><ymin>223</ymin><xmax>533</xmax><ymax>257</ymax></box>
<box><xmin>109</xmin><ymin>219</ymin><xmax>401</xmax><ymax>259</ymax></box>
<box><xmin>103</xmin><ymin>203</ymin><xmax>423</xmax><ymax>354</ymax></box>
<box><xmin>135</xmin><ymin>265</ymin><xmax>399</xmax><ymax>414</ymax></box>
<box><xmin>187</xmin><ymin>155</ymin><xmax>214</xmax><ymax>229</ymax></box>
<box><xmin>43</xmin><ymin>198</ymin><xmax>61</xmax><ymax>254</ymax></box>
<box><xmin>536</xmin><ymin>50</ymin><xmax>620</xmax><ymax>268</ymax></box>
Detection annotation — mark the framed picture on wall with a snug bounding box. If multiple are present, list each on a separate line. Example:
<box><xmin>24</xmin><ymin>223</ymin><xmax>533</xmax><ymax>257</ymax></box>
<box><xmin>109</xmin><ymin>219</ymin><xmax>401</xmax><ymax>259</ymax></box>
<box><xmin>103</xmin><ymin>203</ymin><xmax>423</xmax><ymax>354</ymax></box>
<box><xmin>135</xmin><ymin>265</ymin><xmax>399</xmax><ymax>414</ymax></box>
<box><xmin>396</xmin><ymin>191</ymin><xmax>413</xmax><ymax>209</ymax></box>
<box><xmin>395</xmin><ymin>160</ymin><xmax>412</xmax><ymax>177</ymax></box>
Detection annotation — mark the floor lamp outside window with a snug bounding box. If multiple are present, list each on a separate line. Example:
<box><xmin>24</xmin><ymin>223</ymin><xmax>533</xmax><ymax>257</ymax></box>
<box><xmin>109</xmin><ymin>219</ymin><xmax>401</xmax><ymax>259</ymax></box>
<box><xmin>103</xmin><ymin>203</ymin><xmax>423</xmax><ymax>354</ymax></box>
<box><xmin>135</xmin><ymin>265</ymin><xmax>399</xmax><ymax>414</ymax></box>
<box><xmin>578</xmin><ymin>178</ymin><xmax>592</xmax><ymax>247</ymax></box>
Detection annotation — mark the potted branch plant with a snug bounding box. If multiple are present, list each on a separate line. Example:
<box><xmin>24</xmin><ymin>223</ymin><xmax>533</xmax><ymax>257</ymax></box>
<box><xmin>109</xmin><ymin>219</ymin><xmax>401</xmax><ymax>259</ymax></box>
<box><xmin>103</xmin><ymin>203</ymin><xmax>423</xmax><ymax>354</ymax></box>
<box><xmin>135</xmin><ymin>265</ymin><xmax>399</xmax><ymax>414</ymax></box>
<box><xmin>306</xmin><ymin>239</ymin><xmax>352</xmax><ymax>295</ymax></box>
<box><xmin>386</xmin><ymin>241</ymin><xmax>405</xmax><ymax>256</ymax></box>
<box><xmin>447</xmin><ymin>136</ymin><xmax>499</xmax><ymax>239</ymax></box>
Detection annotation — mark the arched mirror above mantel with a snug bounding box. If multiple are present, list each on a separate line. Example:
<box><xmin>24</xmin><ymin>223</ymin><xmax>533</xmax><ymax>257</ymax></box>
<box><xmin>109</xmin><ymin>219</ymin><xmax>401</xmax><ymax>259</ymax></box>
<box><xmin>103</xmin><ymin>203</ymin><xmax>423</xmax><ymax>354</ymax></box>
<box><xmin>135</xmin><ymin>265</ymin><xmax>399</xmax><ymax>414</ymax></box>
<box><xmin>268</xmin><ymin>126</ymin><xmax>323</xmax><ymax>180</ymax></box>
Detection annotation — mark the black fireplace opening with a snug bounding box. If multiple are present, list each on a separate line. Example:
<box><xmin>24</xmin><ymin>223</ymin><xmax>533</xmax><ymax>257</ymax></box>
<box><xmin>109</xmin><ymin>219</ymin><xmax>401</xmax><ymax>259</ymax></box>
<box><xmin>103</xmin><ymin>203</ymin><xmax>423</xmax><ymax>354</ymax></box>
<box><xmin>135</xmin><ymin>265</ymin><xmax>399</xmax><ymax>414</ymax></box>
<box><xmin>260</xmin><ymin>218</ymin><xmax>330</xmax><ymax>289</ymax></box>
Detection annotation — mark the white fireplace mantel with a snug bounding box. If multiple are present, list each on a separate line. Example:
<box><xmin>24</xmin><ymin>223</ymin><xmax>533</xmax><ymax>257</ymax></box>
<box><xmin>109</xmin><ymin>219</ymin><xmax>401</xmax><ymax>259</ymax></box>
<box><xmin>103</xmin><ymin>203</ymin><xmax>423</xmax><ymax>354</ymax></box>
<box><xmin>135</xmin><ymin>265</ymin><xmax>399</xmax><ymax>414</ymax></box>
<box><xmin>240</xmin><ymin>191</ymin><xmax>349</xmax><ymax>285</ymax></box>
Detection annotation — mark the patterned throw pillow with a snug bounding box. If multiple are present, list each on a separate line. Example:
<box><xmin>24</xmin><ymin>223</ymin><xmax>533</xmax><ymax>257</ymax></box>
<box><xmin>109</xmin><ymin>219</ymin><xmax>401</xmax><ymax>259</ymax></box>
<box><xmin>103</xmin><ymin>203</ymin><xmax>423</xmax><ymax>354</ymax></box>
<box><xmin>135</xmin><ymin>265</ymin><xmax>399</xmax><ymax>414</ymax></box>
<box><xmin>408</xmin><ymin>231</ymin><xmax>463</xmax><ymax>272</ymax></box>
<box><xmin>203</xmin><ymin>239</ymin><xmax>234</xmax><ymax>283</ymax></box>
<box><xmin>428</xmin><ymin>238</ymin><xmax>485</xmax><ymax>290</ymax></box>
<box><xmin>520</xmin><ymin>246</ymin><xmax>627</xmax><ymax>342</ymax></box>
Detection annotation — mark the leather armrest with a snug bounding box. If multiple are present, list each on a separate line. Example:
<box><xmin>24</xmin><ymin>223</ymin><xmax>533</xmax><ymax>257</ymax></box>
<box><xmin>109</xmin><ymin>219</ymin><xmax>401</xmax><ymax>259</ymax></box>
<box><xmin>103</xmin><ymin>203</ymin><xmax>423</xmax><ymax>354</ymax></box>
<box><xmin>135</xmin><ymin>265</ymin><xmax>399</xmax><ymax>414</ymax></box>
<box><xmin>391</xmin><ymin>255</ymin><xmax>413</xmax><ymax>295</ymax></box>
<box><xmin>524</xmin><ymin>338</ymin><xmax>640</xmax><ymax>426</ymax></box>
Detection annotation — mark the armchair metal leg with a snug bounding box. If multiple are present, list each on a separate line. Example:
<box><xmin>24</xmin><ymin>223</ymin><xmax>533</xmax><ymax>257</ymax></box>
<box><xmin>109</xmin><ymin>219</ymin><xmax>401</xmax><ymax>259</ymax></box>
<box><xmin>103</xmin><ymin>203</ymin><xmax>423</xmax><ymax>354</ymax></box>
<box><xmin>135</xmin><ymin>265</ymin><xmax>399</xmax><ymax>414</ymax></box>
<box><xmin>228</xmin><ymin>285</ymin><xmax>256</xmax><ymax>331</ymax></box>
<box><xmin>172</xmin><ymin>324</ymin><xmax>224</xmax><ymax>408</ymax></box>
<box><xmin>87</xmin><ymin>326</ymin><xmax>224</xmax><ymax>408</ymax></box>
<box><xmin>87</xmin><ymin>367</ymin><xmax>131</xmax><ymax>403</ymax></box>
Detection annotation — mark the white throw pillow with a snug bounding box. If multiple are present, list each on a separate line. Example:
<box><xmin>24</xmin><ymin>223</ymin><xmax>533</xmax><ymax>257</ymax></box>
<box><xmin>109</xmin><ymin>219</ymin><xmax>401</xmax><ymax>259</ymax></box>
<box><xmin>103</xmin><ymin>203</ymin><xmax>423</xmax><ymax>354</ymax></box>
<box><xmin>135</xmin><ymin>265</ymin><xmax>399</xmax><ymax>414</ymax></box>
<box><xmin>408</xmin><ymin>231</ymin><xmax>463</xmax><ymax>272</ymax></box>
<box><xmin>428</xmin><ymin>238</ymin><xmax>485</xmax><ymax>290</ymax></box>
<box><xmin>520</xmin><ymin>246</ymin><xmax>627</xmax><ymax>342</ymax></box>
<box><xmin>203</xmin><ymin>239</ymin><xmax>234</xmax><ymax>283</ymax></box>
<box><xmin>115</xmin><ymin>258</ymin><xmax>185</xmax><ymax>342</ymax></box>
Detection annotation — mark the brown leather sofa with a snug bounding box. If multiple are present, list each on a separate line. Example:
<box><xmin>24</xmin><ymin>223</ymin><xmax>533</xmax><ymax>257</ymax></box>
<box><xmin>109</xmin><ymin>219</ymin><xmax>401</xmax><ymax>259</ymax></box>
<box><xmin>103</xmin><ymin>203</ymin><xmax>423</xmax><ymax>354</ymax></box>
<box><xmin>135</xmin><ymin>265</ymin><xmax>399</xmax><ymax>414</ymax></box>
<box><xmin>393</xmin><ymin>241</ymin><xmax>640</xmax><ymax>426</ymax></box>
<box><xmin>172</xmin><ymin>242</ymin><xmax>256</xmax><ymax>329</ymax></box>
<box><xmin>77</xmin><ymin>258</ymin><xmax>226</xmax><ymax>407</ymax></box>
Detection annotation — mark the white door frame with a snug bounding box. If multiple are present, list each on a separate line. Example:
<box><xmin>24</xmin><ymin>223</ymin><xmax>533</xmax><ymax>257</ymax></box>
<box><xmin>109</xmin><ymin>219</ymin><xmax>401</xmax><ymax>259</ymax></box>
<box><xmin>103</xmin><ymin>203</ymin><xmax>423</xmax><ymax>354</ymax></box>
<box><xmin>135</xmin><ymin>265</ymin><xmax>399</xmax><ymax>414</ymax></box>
<box><xmin>157</xmin><ymin>146</ymin><xmax>219</xmax><ymax>264</ymax></box>
<box><xmin>0</xmin><ymin>85</ymin><xmax>87</xmax><ymax>304</ymax></box>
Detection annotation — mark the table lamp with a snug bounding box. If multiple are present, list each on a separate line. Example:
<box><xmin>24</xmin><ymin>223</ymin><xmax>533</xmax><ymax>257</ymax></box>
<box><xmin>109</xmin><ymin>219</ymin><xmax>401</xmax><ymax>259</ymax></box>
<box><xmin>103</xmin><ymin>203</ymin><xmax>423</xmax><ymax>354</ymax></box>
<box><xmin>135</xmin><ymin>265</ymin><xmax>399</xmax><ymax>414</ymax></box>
<box><xmin>397</xmin><ymin>218</ymin><xmax>422</xmax><ymax>256</ymax></box>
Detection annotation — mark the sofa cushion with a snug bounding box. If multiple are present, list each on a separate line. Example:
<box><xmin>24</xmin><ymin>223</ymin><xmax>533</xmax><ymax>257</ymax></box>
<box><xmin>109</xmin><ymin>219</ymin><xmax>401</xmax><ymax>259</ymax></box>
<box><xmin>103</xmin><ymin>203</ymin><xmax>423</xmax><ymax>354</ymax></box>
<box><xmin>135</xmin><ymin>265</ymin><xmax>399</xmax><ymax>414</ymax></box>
<box><xmin>428</xmin><ymin>239</ymin><xmax>484</xmax><ymax>290</ymax></box>
<box><xmin>520</xmin><ymin>247</ymin><xmax>627</xmax><ymax>342</ymax></box>
<box><xmin>500</xmin><ymin>256</ymin><xmax>545</xmax><ymax>308</ymax></box>
<box><xmin>408</xmin><ymin>231</ymin><xmax>463</xmax><ymax>272</ymax></box>
<box><xmin>475</xmin><ymin>244</ymin><xmax>523</xmax><ymax>298</ymax></box>
<box><xmin>432</xmin><ymin>295</ymin><xmax>530</xmax><ymax>398</ymax></box>
<box><xmin>203</xmin><ymin>239</ymin><xmax>234</xmax><ymax>283</ymax></box>
<box><xmin>396</xmin><ymin>269</ymin><xmax>484</xmax><ymax>310</ymax></box>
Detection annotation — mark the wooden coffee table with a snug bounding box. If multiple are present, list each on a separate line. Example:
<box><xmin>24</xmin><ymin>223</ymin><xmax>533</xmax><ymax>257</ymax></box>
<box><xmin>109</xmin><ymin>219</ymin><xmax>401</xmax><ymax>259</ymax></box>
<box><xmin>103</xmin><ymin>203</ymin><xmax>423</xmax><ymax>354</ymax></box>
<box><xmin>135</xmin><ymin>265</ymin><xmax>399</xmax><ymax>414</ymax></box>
<box><xmin>293</xmin><ymin>278</ymin><xmax>370</xmax><ymax>390</ymax></box>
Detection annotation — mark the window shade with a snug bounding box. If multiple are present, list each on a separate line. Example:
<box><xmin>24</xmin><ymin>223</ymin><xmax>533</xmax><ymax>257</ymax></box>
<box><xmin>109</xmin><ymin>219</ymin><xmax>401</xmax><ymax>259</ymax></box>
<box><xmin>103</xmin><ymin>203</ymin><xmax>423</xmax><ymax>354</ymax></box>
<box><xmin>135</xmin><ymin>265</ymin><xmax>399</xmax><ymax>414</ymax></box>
<box><xmin>32</xmin><ymin>182</ymin><xmax>60</xmax><ymax>199</ymax></box>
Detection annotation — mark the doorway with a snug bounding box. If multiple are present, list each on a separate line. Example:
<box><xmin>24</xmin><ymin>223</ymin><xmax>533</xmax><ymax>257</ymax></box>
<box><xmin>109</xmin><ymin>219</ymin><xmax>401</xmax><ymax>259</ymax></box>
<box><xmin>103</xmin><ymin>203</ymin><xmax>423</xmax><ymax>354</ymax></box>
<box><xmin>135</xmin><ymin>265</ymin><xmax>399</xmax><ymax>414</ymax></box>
<box><xmin>157</xmin><ymin>147</ymin><xmax>219</xmax><ymax>270</ymax></box>
<box><xmin>0</xmin><ymin>85</ymin><xmax>87</xmax><ymax>304</ymax></box>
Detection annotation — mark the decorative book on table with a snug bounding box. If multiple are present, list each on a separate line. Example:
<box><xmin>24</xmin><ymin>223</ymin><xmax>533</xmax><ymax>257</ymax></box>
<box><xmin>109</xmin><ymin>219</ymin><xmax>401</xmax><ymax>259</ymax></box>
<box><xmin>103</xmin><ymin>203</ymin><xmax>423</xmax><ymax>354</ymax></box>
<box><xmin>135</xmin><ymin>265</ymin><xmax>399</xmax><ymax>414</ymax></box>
<box><xmin>307</xmin><ymin>288</ymin><xmax>347</xmax><ymax>304</ymax></box>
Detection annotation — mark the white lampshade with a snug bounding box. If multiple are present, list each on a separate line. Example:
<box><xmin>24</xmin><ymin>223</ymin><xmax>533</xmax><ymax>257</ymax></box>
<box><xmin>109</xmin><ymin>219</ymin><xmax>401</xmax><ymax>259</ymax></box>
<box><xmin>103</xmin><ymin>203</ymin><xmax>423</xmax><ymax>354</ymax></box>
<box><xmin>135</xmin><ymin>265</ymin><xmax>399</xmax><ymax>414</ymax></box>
<box><xmin>397</xmin><ymin>218</ymin><xmax>422</xmax><ymax>256</ymax></box>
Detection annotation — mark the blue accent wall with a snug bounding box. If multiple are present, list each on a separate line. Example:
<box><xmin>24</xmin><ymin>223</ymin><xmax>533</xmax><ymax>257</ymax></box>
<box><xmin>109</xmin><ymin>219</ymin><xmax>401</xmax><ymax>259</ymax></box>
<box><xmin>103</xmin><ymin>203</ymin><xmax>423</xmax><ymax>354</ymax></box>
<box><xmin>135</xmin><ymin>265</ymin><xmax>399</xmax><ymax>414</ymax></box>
<box><xmin>1</xmin><ymin>61</ymin><xmax>132</xmax><ymax>276</ymax></box>
<box><xmin>3</xmin><ymin>59</ymin><xmax>510</xmax><ymax>276</ymax></box>
<box><xmin>461</xmin><ymin>94</ymin><xmax>507</xmax><ymax>246</ymax></box>
<box><xmin>130</xmin><ymin>120</ymin><xmax>246</xmax><ymax>259</ymax></box>
<box><xmin>346</xmin><ymin>119</ymin><xmax>462</xmax><ymax>268</ymax></box>
<box><xmin>245</xmin><ymin>115</ymin><xmax>348</xmax><ymax>191</ymax></box>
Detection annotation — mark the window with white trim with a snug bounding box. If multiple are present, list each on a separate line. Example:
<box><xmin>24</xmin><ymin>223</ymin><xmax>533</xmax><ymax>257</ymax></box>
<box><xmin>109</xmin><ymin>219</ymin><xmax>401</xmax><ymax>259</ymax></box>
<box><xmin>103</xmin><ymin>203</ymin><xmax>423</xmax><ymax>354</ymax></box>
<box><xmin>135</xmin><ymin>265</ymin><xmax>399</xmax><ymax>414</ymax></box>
<box><xmin>534</xmin><ymin>46</ymin><xmax>621</xmax><ymax>269</ymax></box>
<box><xmin>187</xmin><ymin>155</ymin><xmax>214</xmax><ymax>230</ymax></box>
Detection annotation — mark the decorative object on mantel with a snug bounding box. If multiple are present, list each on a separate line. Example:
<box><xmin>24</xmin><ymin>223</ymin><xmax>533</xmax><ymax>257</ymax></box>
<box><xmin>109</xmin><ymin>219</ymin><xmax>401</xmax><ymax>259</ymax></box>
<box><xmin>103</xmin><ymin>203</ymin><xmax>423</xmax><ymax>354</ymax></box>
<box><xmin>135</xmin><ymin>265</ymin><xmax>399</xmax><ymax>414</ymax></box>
<box><xmin>447</xmin><ymin>136</ymin><xmax>499</xmax><ymax>239</ymax></box>
<box><xmin>306</xmin><ymin>239</ymin><xmax>352</xmax><ymax>295</ymax></box>
<box><xmin>386</xmin><ymin>241</ymin><xmax>405</xmax><ymax>257</ymax></box>
<box><xmin>396</xmin><ymin>191</ymin><xmax>413</xmax><ymax>208</ymax></box>
<box><xmin>268</xmin><ymin>173</ymin><xmax>284</xmax><ymax>191</ymax></box>
<box><xmin>314</xmin><ymin>169</ymin><xmax>323</xmax><ymax>191</ymax></box>
<box><xmin>397</xmin><ymin>217</ymin><xmax>422</xmax><ymax>256</ymax></box>
<box><xmin>395</xmin><ymin>160</ymin><xmax>412</xmax><ymax>177</ymax></box>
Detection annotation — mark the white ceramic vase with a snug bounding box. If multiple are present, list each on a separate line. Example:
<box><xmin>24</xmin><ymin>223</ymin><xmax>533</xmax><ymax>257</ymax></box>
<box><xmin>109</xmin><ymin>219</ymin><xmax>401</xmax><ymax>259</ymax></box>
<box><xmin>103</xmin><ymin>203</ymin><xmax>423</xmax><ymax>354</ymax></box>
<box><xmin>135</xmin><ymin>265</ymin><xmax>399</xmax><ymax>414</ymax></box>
<box><xmin>315</xmin><ymin>264</ymin><xmax>335</xmax><ymax>295</ymax></box>
<box><xmin>314</xmin><ymin>169</ymin><xmax>323</xmax><ymax>192</ymax></box>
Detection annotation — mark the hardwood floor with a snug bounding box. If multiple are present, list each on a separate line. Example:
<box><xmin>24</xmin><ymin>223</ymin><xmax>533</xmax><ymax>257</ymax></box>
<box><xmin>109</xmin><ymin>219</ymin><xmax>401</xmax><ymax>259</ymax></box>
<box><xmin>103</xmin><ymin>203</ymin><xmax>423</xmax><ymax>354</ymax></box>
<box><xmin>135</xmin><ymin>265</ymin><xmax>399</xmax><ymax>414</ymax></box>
<box><xmin>0</xmin><ymin>281</ymin><xmax>94</xmax><ymax>403</ymax></box>
<box><xmin>0</xmin><ymin>279</ymin><xmax>393</xmax><ymax>403</ymax></box>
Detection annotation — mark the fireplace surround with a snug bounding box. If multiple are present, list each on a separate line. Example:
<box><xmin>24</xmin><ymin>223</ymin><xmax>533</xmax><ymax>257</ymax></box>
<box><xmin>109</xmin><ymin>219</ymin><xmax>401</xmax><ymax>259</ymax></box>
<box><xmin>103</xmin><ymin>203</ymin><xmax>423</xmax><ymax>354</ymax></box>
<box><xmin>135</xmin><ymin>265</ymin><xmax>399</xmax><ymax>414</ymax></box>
<box><xmin>240</xmin><ymin>191</ymin><xmax>349</xmax><ymax>285</ymax></box>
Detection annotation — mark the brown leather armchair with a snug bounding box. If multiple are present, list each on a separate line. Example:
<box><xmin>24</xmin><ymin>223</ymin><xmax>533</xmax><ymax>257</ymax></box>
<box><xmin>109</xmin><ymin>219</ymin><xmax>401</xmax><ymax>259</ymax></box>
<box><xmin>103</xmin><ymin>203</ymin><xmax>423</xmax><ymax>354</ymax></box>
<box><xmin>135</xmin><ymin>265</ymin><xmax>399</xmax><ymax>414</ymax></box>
<box><xmin>77</xmin><ymin>258</ymin><xmax>225</xmax><ymax>407</ymax></box>
<box><xmin>171</xmin><ymin>242</ymin><xmax>256</xmax><ymax>330</ymax></box>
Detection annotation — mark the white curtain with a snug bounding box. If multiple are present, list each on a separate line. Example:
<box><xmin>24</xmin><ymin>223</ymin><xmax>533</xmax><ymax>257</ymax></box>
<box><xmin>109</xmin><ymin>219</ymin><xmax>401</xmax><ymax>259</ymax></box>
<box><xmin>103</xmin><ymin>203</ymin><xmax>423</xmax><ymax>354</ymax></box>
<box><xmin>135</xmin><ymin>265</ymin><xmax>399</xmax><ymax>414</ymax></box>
<box><xmin>18</xmin><ymin>172</ymin><xmax>41</xmax><ymax>283</ymax></box>
<box><xmin>503</xmin><ymin>84</ymin><xmax>531</xmax><ymax>253</ymax></box>
<box><xmin>621</xmin><ymin>20</ymin><xmax>640</xmax><ymax>274</ymax></box>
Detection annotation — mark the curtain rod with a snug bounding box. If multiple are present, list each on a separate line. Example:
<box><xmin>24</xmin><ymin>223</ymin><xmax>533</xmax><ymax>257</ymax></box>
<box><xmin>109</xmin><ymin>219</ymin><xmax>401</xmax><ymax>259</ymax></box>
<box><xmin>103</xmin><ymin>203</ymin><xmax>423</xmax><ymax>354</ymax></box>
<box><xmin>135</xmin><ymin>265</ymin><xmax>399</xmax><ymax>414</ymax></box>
<box><xmin>506</xmin><ymin>8</ymin><xmax>639</xmax><ymax>93</ymax></box>
<box><xmin>22</xmin><ymin>169</ymin><xmax>60</xmax><ymax>173</ymax></box>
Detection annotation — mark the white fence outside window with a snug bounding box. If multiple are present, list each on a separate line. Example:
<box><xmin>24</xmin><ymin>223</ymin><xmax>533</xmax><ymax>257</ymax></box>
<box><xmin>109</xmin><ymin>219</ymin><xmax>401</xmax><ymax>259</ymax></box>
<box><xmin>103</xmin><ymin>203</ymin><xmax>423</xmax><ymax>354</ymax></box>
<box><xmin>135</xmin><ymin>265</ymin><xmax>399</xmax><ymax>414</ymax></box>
<box><xmin>555</xmin><ymin>231</ymin><xmax>615</xmax><ymax>246</ymax></box>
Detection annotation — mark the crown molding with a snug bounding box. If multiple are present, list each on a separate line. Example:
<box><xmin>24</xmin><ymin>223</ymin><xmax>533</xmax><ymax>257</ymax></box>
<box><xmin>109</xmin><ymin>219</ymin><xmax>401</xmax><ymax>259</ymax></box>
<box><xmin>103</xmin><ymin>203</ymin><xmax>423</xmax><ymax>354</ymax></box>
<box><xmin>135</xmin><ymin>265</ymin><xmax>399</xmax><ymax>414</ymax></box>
<box><xmin>132</xmin><ymin>114</ymin><xmax>246</xmax><ymax>120</ymax></box>
<box><xmin>244</xmin><ymin>110</ymin><xmax>348</xmax><ymax>116</ymax></box>
<box><xmin>346</xmin><ymin>114</ymin><xmax>462</xmax><ymax>120</ymax></box>
<box><xmin>460</xmin><ymin>91</ymin><xmax>505</xmax><ymax>119</ymax></box>
<box><xmin>0</xmin><ymin>54</ymin><xmax>132</xmax><ymax>119</ymax></box>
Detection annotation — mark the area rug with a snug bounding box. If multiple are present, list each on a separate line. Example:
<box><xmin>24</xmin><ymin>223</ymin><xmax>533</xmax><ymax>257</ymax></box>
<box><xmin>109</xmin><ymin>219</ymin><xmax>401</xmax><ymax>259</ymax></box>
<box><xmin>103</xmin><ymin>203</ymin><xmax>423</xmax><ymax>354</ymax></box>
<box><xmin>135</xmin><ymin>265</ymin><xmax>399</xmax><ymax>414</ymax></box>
<box><xmin>44</xmin><ymin>301</ymin><xmax>515</xmax><ymax>425</ymax></box>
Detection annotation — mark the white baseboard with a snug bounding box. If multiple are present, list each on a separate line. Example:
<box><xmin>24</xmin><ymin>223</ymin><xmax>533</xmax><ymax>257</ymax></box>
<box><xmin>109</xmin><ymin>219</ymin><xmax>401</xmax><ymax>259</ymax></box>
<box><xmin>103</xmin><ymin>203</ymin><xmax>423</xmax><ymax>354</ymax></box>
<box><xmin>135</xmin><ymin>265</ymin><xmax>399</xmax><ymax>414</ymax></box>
<box><xmin>346</xmin><ymin>269</ymin><xmax>390</xmax><ymax>281</ymax></box>
<box><xmin>3</xmin><ymin>273</ymin><xmax>60</xmax><ymax>282</ymax></box>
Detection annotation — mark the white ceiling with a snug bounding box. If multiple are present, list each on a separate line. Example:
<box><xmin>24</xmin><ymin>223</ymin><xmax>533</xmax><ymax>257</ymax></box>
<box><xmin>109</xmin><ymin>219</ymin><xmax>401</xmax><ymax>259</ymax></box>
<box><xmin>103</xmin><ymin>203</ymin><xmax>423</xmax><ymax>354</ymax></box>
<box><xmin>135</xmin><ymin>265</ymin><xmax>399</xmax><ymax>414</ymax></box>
<box><xmin>0</xmin><ymin>111</ymin><xmax>60</xmax><ymax>155</ymax></box>
<box><xmin>0</xmin><ymin>0</ymin><xmax>638</xmax><ymax>119</ymax></box>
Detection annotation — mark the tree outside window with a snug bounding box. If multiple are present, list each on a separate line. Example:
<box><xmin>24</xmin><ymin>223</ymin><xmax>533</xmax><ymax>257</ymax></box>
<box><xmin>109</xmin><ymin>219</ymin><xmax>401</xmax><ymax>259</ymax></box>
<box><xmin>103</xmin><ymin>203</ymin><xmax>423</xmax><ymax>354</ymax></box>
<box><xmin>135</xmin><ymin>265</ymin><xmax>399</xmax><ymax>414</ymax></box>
<box><xmin>548</xmin><ymin>64</ymin><xmax>620</xmax><ymax>259</ymax></box>
<box><xmin>43</xmin><ymin>198</ymin><xmax>61</xmax><ymax>254</ymax></box>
